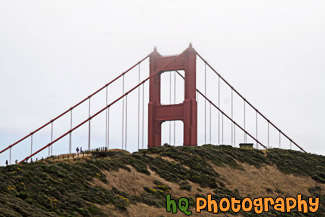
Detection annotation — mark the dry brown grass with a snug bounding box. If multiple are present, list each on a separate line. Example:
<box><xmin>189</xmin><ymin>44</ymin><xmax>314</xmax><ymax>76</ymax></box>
<box><xmin>90</xmin><ymin>155</ymin><xmax>324</xmax><ymax>217</ymax></box>
<box><xmin>91</xmin><ymin>165</ymin><xmax>212</xmax><ymax>199</ymax></box>
<box><xmin>214</xmin><ymin>163</ymin><xmax>325</xmax><ymax>197</ymax></box>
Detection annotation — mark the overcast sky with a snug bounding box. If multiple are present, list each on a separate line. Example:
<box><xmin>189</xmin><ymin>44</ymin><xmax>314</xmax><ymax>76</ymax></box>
<box><xmin>0</xmin><ymin>0</ymin><xmax>324</xmax><ymax>162</ymax></box>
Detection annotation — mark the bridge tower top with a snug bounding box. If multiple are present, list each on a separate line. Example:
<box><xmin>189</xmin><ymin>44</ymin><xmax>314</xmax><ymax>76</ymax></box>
<box><xmin>148</xmin><ymin>45</ymin><xmax>197</xmax><ymax>147</ymax></box>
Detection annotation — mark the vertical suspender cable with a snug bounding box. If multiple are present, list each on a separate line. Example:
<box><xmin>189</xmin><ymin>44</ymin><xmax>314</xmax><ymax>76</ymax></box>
<box><xmin>88</xmin><ymin>98</ymin><xmax>91</xmax><ymax>151</ymax></box>
<box><xmin>209</xmin><ymin>103</ymin><xmax>211</xmax><ymax>144</ymax></box>
<box><xmin>69</xmin><ymin>109</ymin><xmax>72</xmax><ymax>153</ymax></box>
<box><xmin>204</xmin><ymin>63</ymin><xmax>207</xmax><ymax>144</ymax></box>
<box><xmin>108</xmin><ymin>108</ymin><xmax>110</xmax><ymax>149</ymax></box>
<box><xmin>219</xmin><ymin>76</ymin><xmax>223</xmax><ymax>144</ymax></box>
<box><xmin>48</xmin><ymin>127</ymin><xmax>51</xmax><ymax>156</ymax></box>
<box><xmin>169</xmin><ymin>71</ymin><xmax>172</xmax><ymax>145</ymax></box>
<box><xmin>122</xmin><ymin>75</ymin><xmax>125</xmax><ymax>150</ymax></box>
<box><xmin>142</xmin><ymin>83</ymin><xmax>144</xmax><ymax>149</ymax></box>
<box><xmin>255</xmin><ymin>111</ymin><xmax>258</xmax><ymax>149</ymax></box>
<box><xmin>279</xmin><ymin>131</ymin><xmax>281</xmax><ymax>148</ymax></box>
<box><xmin>174</xmin><ymin>71</ymin><xmax>176</xmax><ymax>146</ymax></box>
<box><xmin>290</xmin><ymin>140</ymin><xmax>292</xmax><ymax>149</ymax></box>
<box><xmin>234</xmin><ymin>124</ymin><xmax>236</xmax><ymax>147</ymax></box>
<box><xmin>9</xmin><ymin>148</ymin><xmax>11</xmax><ymax>165</ymax></box>
<box><xmin>244</xmin><ymin>100</ymin><xmax>246</xmax><ymax>143</ymax></box>
<box><xmin>222</xmin><ymin>114</ymin><xmax>224</xmax><ymax>144</ymax></box>
<box><xmin>30</xmin><ymin>134</ymin><xmax>33</xmax><ymax>156</ymax></box>
<box><xmin>106</xmin><ymin>86</ymin><xmax>110</xmax><ymax>149</ymax></box>
<box><xmin>196</xmin><ymin>86</ymin><xmax>197</xmax><ymax>144</ymax></box>
<box><xmin>218</xmin><ymin>76</ymin><xmax>220</xmax><ymax>145</ymax></box>
<box><xmin>51</xmin><ymin>122</ymin><xmax>53</xmax><ymax>155</ymax></box>
<box><xmin>105</xmin><ymin>87</ymin><xmax>108</xmax><ymax>148</ymax></box>
<box><xmin>267</xmin><ymin>121</ymin><xmax>270</xmax><ymax>148</ymax></box>
<box><xmin>231</xmin><ymin>89</ymin><xmax>233</xmax><ymax>146</ymax></box>
<box><xmin>138</xmin><ymin>64</ymin><xmax>140</xmax><ymax>150</ymax></box>
<box><xmin>125</xmin><ymin>95</ymin><xmax>128</xmax><ymax>151</ymax></box>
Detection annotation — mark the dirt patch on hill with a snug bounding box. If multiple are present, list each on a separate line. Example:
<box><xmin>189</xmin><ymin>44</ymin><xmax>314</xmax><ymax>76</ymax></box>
<box><xmin>214</xmin><ymin>163</ymin><xmax>325</xmax><ymax>197</ymax></box>
<box><xmin>91</xmin><ymin>165</ymin><xmax>212</xmax><ymax>198</ymax></box>
<box><xmin>91</xmin><ymin>156</ymin><xmax>325</xmax><ymax>200</ymax></box>
<box><xmin>89</xmin><ymin>152</ymin><xmax>324</xmax><ymax>217</ymax></box>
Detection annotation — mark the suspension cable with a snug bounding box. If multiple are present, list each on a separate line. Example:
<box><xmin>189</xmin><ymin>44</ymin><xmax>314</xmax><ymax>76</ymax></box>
<box><xmin>19</xmin><ymin>49</ymin><xmax>186</xmax><ymax>163</ymax></box>
<box><xmin>174</xmin><ymin>70</ymin><xmax>267</xmax><ymax>149</ymax></box>
<box><xmin>1</xmin><ymin>54</ymin><xmax>150</xmax><ymax>155</ymax></box>
<box><xmin>196</xmin><ymin>51</ymin><xmax>306</xmax><ymax>153</ymax></box>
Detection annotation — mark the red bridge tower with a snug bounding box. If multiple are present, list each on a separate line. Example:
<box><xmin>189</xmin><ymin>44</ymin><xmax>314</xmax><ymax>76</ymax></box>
<box><xmin>148</xmin><ymin>45</ymin><xmax>197</xmax><ymax>147</ymax></box>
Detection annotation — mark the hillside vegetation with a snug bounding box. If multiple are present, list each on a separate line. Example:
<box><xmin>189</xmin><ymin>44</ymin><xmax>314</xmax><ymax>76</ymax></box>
<box><xmin>0</xmin><ymin>145</ymin><xmax>324</xmax><ymax>217</ymax></box>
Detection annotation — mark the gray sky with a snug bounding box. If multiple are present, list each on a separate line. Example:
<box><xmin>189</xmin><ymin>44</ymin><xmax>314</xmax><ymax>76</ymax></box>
<box><xmin>0</xmin><ymin>0</ymin><xmax>324</xmax><ymax>162</ymax></box>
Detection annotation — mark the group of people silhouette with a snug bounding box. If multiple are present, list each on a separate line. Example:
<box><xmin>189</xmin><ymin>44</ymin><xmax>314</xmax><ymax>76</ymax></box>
<box><xmin>4</xmin><ymin>146</ymin><xmax>85</xmax><ymax>166</ymax></box>
<box><xmin>76</xmin><ymin>147</ymin><xmax>83</xmax><ymax>154</ymax></box>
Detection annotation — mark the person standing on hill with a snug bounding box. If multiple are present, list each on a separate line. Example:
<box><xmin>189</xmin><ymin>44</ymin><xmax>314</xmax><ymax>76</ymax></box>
<box><xmin>76</xmin><ymin>147</ymin><xmax>79</xmax><ymax>155</ymax></box>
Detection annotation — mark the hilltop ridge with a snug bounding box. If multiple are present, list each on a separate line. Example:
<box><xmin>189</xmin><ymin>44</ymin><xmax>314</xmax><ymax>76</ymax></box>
<box><xmin>0</xmin><ymin>145</ymin><xmax>324</xmax><ymax>216</ymax></box>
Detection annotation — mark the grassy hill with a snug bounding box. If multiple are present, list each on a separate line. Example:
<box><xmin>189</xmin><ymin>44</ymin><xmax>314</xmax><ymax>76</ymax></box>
<box><xmin>0</xmin><ymin>145</ymin><xmax>324</xmax><ymax>216</ymax></box>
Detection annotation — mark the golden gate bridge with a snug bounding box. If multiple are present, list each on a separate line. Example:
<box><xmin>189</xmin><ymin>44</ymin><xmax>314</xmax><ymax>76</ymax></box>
<box><xmin>0</xmin><ymin>44</ymin><xmax>306</xmax><ymax>165</ymax></box>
